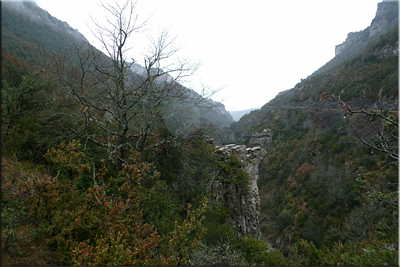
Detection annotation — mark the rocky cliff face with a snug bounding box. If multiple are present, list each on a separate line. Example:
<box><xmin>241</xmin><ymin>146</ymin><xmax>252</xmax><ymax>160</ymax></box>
<box><xmin>335</xmin><ymin>1</ymin><xmax>398</xmax><ymax>57</ymax></box>
<box><xmin>209</xmin><ymin>144</ymin><xmax>267</xmax><ymax>238</ymax></box>
<box><xmin>240</xmin><ymin>129</ymin><xmax>273</xmax><ymax>150</ymax></box>
<box><xmin>262</xmin><ymin>0</ymin><xmax>398</xmax><ymax>113</ymax></box>
<box><xmin>373</xmin><ymin>40</ymin><xmax>399</xmax><ymax>59</ymax></box>
<box><xmin>224</xmin><ymin>1</ymin><xmax>398</xmax><ymax>254</ymax></box>
<box><xmin>249</xmin><ymin>129</ymin><xmax>273</xmax><ymax>149</ymax></box>
<box><xmin>307</xmin><ymin>0</ymin><xmax>398</xmax><ymax>78</ymax></box>
<box><xmin>369</xmin><ymin>0</ymin><xmax>399</xmax><ymax>38</ymax></box>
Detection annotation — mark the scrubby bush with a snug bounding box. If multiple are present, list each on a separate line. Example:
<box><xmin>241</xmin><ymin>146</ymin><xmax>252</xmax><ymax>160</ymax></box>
<box><xmin>233</xmin><ymin>236</ymin><xmax>284</xmax><ymax>266</ymax></box>
<box><xmin>191</xmin><ymin>238</ymin><xmax>246</xmax><ymax>266</ymax></box>
<box><xmin>219</xmin><ymin>153</ymin><xmax>251</xmax><ymax>191</ymax></box>
<box><xmin>2</xmin><ymin>141</ymin><xmax>211</xmax><ymax>266</ymax></box>
<box><xmin>276</xmin><ymin>212</ymin><xmax>294</xmax><ymax>231</ymax></box>
<box><xmin>301</xmin><ymin>224</ymin><xmax>323</xmax><ymax>248</ymax></box>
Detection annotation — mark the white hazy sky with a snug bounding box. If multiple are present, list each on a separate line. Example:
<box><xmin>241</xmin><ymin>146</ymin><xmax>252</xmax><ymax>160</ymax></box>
<box><xmin>36</xmin><ymin>0</ymin><xmax>382</xmax><ymax>111</ymax></box>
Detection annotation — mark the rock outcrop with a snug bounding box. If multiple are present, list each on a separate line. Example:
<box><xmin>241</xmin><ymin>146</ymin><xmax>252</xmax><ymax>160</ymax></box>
<box><xmin>240</xmin><ymin>129</ymin><xmax>273</xmax><ymax>150</ymax></box>
<box><xmin>335</xmin><ymin>1</ymin><xmax>398</xmax><ymax>57</ymax></box>
<box><xmin>373</xmin><ymin>41</ymin><xmax>399</xmax><ymax>59</ymax></box>
<box><xmin>209</xmin><ymin>144</ymin><xmax>267</xmax><ymax>238</ymax></box>
<box><xmin>369</xmin><ymin>0</ymin><xmax>399</xmax><ymax>38</ymax></box>
<box><xmin>249</xmin><ymin>129</ymin><xmax>273</xmax><ymax>148</ymax></box>
<box><xmin>305</xmin><ymin>0</ymin><xmax>398</xmax><ymax>78</ymax></box>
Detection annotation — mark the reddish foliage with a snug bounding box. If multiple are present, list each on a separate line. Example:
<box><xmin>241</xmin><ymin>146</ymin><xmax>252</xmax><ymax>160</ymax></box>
<box><xmin>295</xmin><ymin>162</ymin><xmax>314</xmax><ymax>180</ymax></box>
<box><xmin>341</xmin><ymin>104</ymin><xmax>353</xmax><ymax>117</ymax></box>
<box><xmin>319</xmin><ymin>92</ymin><xmax>332</xmax><ymax>102</ymax></box>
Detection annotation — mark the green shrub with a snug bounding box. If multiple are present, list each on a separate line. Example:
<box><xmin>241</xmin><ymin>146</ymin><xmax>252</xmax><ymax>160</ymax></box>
<box><xmin>295</xmin><ymin>211</ymin><xmax>307</xmax><ymax>227</ymax></box>
<box><xmin>302</xmin><ymin>224</ymin><xmax>323</xmax><ymax>248</ymax></box>
<box><xmin>287</xmin><ymin>239</ymin><xmax>398</xmax><ymax>266</ymax></box>
<box><xmin>276</xmin><ymin>212</ymin><xmax>294</xmax><ymax>231</ymax></box>
<box><xmin>191</xmin><ymin>238</ymin><xmax>246</xmax><ymax>266</ymax></box>
<box><xmin>203</xmin><ymin>223</ymin><xmax>235</xmax><ymax>246</ymax></box>
<box><xmin>232</xmin><ymin>168</ymin><xmax>251</xmax><ymax>190</ymax></box>
<box><xmin>218</xmin><ymin>153</ymin><xmax>251</xmax><ymax>191</ymax></box>
<box><xmin>233</xmin><ymin>236</ymin><xmax>269</xmax><ymax>265</ymax></box>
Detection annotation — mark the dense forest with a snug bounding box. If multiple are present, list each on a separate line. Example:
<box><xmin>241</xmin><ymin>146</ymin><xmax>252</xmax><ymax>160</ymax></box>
<box><xmin>2</xmin><ymin>1</ymin><xmax>398</xmax><ymax>266</ymax></box>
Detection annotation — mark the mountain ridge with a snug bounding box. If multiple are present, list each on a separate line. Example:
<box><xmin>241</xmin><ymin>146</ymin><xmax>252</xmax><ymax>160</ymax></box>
<box><xmin>311</xmin><ymin>0</ymin><xmax>398</xmax><ymax>78</ymax></box>
<box><xmin>224</xmin><ymin>1</ymin><xmax>398</xmax><ymax>256</ymax></box>
<box><xmin>260</xmin><ymin>0</ymin><xmax>398</xmax><ymax>112</ymax></box>
<box><xmin>1</xmin><ymin>1</ymin><xmax>234</xmax><ymax>128</ymax></box>
<box><xmin>229</xmin><ymin>107</ymin><xmax>261</xmax><ymax>121</ymax></box>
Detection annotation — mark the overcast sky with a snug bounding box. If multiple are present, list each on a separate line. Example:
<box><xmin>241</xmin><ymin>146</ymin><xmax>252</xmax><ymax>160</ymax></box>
<box><xmin>36</xmin><ymin>0</ymin><xmax>382</xmax><ymax>111</ymax></box>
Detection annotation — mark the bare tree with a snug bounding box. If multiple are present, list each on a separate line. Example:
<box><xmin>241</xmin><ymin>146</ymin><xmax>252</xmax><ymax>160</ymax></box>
<box><xmin>320</xmin><ymin>92</ymin><xmax>398</xmax><ymax>173</ymax></box>
<box><xmin>320</xmin><ymin>92</ymin><xmax>398</xmax><ymax>253</ymax></box>
<box><xmin>46</xmin><ymin>0</ymin><xmax>208</xmax><ymax>165</ymax></box>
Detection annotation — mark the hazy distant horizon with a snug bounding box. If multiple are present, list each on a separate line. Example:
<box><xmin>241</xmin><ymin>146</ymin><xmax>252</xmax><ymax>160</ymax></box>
<box><xmin>37</xmin><ymin>0</ymin><xmax>382</xmax><ymax>111</ymax></box>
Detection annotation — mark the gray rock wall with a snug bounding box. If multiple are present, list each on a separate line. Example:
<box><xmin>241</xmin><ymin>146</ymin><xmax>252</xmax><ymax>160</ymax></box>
<box><xmin>335</xmin><ymin>1</ymin><xmax>398</xmax><ymax>57</ymax></box>
<box><xmin>210</xmin><ymin>144</ymin><xmax>267</xmax><ymax>238</ymax></box>
<box><xmin>249</xmin><ymin>129</ymin><xmax>273</xmax><ymax>148</ymax></box>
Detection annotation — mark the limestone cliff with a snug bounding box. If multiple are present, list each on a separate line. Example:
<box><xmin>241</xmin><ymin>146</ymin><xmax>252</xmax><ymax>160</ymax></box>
<box><xmin>335</xmin><ymin>1</ymin><xmax>398</xmax><ymax>57</ymax></box>
<box><xmin>209</xmin><ymin>144</ymin><xmax>267</xmax><ymax>238</ymax></box>
<box><xmin>261</xmin><ymin>0</ymin><xmax>398</xmax><ymax>112</ymax></box>
<box><xmin>242</xmin><ymin>128</ymin><xmax>272</xmax><ymax>149</ymax></box>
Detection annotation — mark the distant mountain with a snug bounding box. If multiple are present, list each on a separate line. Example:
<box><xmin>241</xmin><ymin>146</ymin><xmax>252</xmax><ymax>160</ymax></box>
<box><xmin>1</xmin><ymin>1</ymin><xmax>233</xmax><ymax>129</ymax></box>
<box><xmin>128</xmin><ymin>63</ymin><xmax>234</xmax><ymax>128</ymax></box>
<box><xmin>229</xmin><ymin>107</ymin><xmax>260</xmax><ymax>121</ymax></box>
<box><xmin>1</xmin><ymin>1</ymin><xmax>87</xmax><ymax>63</ymax></box>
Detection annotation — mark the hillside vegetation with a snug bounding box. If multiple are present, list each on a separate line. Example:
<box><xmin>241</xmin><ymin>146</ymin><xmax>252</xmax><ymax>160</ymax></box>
<box><xmin>1</xmin><ymin>0</ymin><xmax>398</xmax><ymax>266</ymax></box>
<box><xmin>225</xmin><ymin>1</ymin><xmax>398</xmax><ymax>264</ymax></box>
<box><xmin>1</xmin><ymin>2</ymin><xmax>269</xmax><ymax>266</ymax></box>
<box><xmin>265</xmin><ymin>27</ymin><xmax>398</xmax><ymax>108</ymax></box>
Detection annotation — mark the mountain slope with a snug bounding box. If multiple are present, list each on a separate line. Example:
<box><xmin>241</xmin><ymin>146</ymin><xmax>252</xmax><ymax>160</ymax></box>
<box><xmin>227</xmin><ymin>0</ymin><xmax>398</xmax><ymax>258</ymax></box>
<box><xmin>262</xmin><ymin>0</ymin><xmax>398</xmax><ymax>110</ymax></box>
<box><xmin>229</xmin><ymin>107</ymin><xmax>260</xmax><ymax>121</ymax></box>
<box><xmin>312</xmin><ymin>0</ymin><xmax>398</xmax><ymax>77</ymax></box>
<box><xmin>1</xmin><ymin>1</ymin><xmax>233</xmax><ymax>129</ymax></box>
<box><xmin>1</xmin><ymin>1</ymin><xmax>87</xmax><ymax>63</ymax></box>
<box><xmin>129</xmin><ymin>63</ymin><xmax>234</xmax><ymax>128</ymax></box>
<box><xmin>1</xmin><ymin>1</ymin><xmax>397</xmax><ymax>265</ymax></box>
